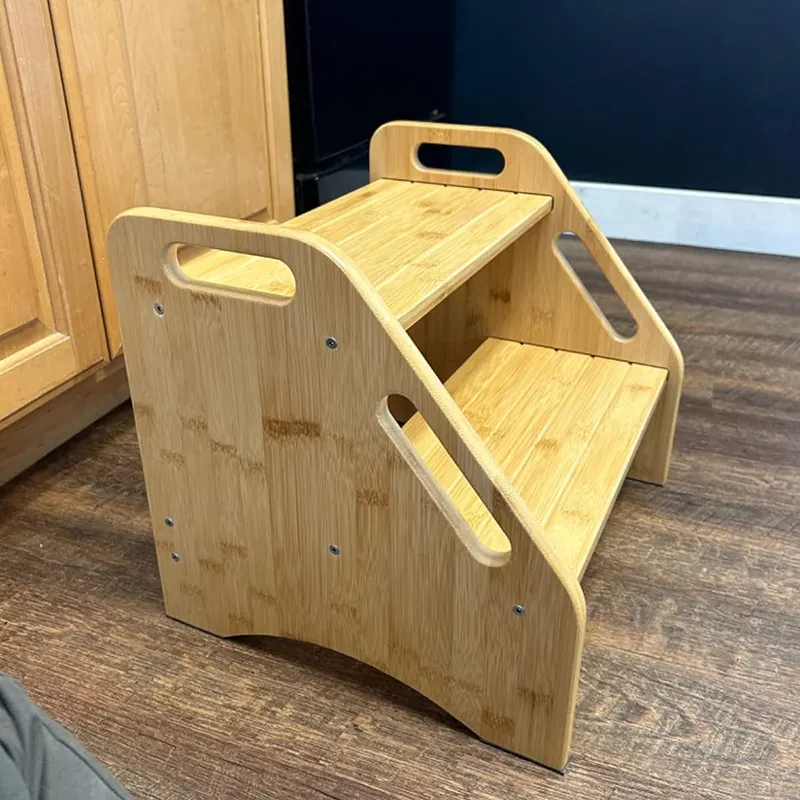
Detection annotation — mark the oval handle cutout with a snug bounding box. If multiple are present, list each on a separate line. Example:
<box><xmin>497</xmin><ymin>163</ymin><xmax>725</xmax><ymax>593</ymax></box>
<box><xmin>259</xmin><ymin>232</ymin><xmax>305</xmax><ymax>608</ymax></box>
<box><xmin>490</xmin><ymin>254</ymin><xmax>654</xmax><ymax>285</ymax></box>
<box><xmin>556</xmin><ymin>232</ymin><xmax>638</xmax><ymax>339</ymax></box>
<box><xmin>416</xmin><ymin>142</ymin><xmax>505</xmax><ymax>176</ymax></box>
<box><xmin>174</xmin><ymin>242</ymin><xmax>296</xmax><ymax>304</ymax></box>
<box><xmin>381</xmin><ymin>393</ymin><xmax>511</xmax><ymax>563</ymax></box>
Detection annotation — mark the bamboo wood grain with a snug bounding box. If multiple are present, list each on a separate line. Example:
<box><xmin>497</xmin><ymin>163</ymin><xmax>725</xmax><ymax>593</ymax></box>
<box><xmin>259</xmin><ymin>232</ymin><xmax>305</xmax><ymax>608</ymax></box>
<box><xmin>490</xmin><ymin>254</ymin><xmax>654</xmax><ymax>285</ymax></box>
<box><xmin>178</xmin><ymin>220</ymin><xmax>295</xmax><ymax>296</ymax></box>
<box><xmin>371</xmin><ymin>121</ymin><xmax>683</xmax><ymax>485</ymax></box>
<box><xmin>108</xmin><ymin>123</ymin><xmax>682</xmax><ymax>772</ymax></box>
<box><xmin>404</xmin><ymin>340</ymin><xmax>667</xmax><ymax>576</ymax></box>
<box><xmin>180</xmin><ymin>179</ymin><xmax>551</xmax><ymax>328</ymax></box>
<box><xmin>542</xmin><ymin>364</ymin><xmax>667</xmax><ymax>574</ymax></box>
<box><xmin>108</xmin><ymin>207</ymin><xmax>585</xmax><ymax>771</ymax></box>
<box><xmin>3</xmin><ymin>237</ymin><xmax>783</xmax><ymax>800</ymax></box>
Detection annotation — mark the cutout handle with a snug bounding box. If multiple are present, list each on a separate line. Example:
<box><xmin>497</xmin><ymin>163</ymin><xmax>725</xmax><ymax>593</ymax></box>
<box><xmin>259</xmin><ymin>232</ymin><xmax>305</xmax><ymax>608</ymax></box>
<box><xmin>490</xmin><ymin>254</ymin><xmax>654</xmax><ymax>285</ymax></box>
<box><xmin>108</xmin><ymin>208</ymin><xmax>360</xmax><ymax>311</ymax></box>
<box><xmin>556</xmin><ymin>232</ymin><xmax>638</xmax><ymax>340</ymax></box>
<box><xmin>382</xmin><ymin>394</ymin><xmax>511</xmax><ymax>566</ymax></box>
<box><xmin>377</xmin><ymin>376</ymin><xmax>556</xmax><ymax>571</ymax></box>
<box><xmin>371</xmin><ymin>121</ymin><xmax>532</xmax><ymax>190</ymax></box>
<box><xmin>416</xmin><ymin>142</ymin><xmax>505</xmax><ymax>177</ymax></box>
<box><xmin>174</xmin><ymin>243</ymin><xmax>296</xmax><ymax>305</ymax></box>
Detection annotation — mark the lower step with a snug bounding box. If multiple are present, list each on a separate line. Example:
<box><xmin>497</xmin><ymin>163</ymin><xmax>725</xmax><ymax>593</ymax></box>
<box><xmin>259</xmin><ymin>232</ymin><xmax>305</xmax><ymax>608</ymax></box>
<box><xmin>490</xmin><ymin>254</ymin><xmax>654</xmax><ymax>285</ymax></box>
<box><xmin>404</xmin><ymin>338</ymin><xmax>668</xmax><ymax>577</ymax></box>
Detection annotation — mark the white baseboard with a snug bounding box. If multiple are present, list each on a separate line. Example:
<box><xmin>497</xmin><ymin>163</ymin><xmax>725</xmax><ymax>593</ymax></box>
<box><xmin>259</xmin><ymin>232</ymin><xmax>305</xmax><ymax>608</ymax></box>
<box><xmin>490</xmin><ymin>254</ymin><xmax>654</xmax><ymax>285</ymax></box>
<box><xmin>572</xmin><ymin>182</ymin><xmax>800</xmax><ymax>258</ymax></box>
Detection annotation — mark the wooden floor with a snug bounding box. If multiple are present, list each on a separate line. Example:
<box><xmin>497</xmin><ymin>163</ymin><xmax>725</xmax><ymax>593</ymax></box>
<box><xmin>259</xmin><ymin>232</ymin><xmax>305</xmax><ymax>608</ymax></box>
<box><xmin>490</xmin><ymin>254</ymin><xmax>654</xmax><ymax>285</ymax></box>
<box><xmin>1</xmin><ymin>240</ymin><xmax>799</xmax><ymax>799</ymax></box>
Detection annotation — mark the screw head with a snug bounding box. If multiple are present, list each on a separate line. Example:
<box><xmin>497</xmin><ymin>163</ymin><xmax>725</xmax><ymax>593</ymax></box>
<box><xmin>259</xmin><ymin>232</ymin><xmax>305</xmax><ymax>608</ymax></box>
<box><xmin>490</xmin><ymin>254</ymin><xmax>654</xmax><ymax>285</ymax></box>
<box><xmin>328</xmin><ymin>544</ymin><xmax>340</xmax><ymax>556</ymax></box>
<box><xmin>513</xmin><ymin>604</ymin><xmax>525</xmax><ymax>616</ymax></box>
<box><xmin>171</xmin><ymin>552</ymin><xmax>180</xmax><ymax>563</ymax></box>
<box><xmin>154</xmin><ymin>301</ymin><xmax>165</xmax><ymax>316</ymax></box>
<box><xmin>164</xmin><ymin>517</ymin><xmax>175</xmax><ymax>528</ymax></box>
<box><xmin>325</xmin><ymin>336</ymin><xmax>338</xmax><ymax>350</ymax></box>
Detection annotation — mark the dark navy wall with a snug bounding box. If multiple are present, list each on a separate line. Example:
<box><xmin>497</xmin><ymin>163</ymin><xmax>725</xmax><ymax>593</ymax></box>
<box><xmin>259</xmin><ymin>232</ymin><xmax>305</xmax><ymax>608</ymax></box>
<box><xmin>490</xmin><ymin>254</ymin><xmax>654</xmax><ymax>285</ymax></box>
<box><xmin>451</xmin><ymin>1</ymin><xmax>800</xmax><ymax>197</ymax></box>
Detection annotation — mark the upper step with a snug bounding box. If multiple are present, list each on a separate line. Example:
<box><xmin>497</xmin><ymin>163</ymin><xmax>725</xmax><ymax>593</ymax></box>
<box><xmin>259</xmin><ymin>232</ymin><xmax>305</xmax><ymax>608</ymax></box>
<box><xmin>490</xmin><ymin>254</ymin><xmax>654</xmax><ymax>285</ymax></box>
<box><xmin>180</xmin><ymin>179</ymin><xmax>552</xmax><ymax>328</ymax></box>
<box><xmin>403</xmin><ymin>338</ymin><xmax>668</xmax><ymax>578</ymax></box>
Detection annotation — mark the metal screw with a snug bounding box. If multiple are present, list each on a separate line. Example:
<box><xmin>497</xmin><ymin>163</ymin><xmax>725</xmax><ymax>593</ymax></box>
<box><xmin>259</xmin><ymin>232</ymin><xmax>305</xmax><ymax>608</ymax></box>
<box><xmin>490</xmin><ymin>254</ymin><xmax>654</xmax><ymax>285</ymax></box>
<box><xmin>154</xmin><ymin>301</ymin><xmax>165</xmax><ymax>316</ymax></box>
<box><xmin>171</xmin><ymin>552</ymin><xmax>180</xmax><ymax>563</ymax></box>
<box><xmin>325</xmin><ymin>336</ymin><xmax>338</xmax><ymax>350</ymax></box>
<box><xmin>328</xmin><ymin>544</ymin><xmax>340</xmax><ymax>556</ymax></box>
<box><xmin>164</xmin><ymin>517</ymin><xmax>175</xmax><ymax>528</ymax></box>
<box><xmin>513</xmin><ymin>604</ymin><xmax>525</xmax><ymax>616</ymax></box>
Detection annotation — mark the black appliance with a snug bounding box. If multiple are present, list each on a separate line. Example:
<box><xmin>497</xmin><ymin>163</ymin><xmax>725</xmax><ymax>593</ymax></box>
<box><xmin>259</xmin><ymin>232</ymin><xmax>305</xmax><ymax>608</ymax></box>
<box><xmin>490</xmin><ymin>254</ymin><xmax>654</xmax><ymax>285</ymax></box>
<box><xmin>284</xmin><ymin>1</ymin><xmax>454</xmax><ymax>212</ymax></box>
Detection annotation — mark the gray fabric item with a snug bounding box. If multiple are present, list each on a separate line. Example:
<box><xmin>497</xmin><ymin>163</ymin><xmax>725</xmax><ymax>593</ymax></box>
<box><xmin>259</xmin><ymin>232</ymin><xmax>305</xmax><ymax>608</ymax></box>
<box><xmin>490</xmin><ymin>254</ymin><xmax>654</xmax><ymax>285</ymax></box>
<box><xmin>0</xmin><ymin>674</ymin><xmax>129</xmax><ymax>799</ymax></box>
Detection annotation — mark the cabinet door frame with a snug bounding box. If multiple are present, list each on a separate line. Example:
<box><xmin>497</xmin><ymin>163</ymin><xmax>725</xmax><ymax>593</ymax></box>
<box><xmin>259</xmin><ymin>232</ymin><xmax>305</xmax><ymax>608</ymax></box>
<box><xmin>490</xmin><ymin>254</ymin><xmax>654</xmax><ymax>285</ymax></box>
<box><xmin>49</xmin><ymin>0</ymin><xmax>295</xmax><ymax>356</ymax></box>
<box><xmin>0</xmin><ymin>0</ymin><xmax>107</xmax><ymax>421</ymax></box>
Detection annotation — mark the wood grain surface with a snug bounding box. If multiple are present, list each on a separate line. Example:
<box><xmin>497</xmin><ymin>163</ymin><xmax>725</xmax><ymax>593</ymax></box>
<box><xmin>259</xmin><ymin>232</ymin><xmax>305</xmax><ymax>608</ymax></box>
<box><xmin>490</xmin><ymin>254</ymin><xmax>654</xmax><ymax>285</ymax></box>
<box><xmin>371</xmin><ymin>122</ymin><xmax>684</xmax><ymax>486</ymax></box>
<box><xmin>180</xmin><ymin>178</ymin><xmax>551</xmax><ymax>328</ymax></box>
<box><xmin>106</xmin><ymin>207</ymin><xmax>585</xmax><ymax>769</ymax></box>
<box><xmin>404</xmin><ymin>338</ymin><xmax>667</xmax><ymax>575</ymax></box>
<box><xmin>49</xmin><ymin>0</ymin><xmax>294</xmax><ymax>354</ymax></box>
<box><xmin>1</xmin><ymin>240</ymin><xmax>799</xmax><ymax>798</ymax></box>
<box><xmin>0</xmin><ymin>0</ymin><xmax>107</xmax><ymax>417</ymax></box>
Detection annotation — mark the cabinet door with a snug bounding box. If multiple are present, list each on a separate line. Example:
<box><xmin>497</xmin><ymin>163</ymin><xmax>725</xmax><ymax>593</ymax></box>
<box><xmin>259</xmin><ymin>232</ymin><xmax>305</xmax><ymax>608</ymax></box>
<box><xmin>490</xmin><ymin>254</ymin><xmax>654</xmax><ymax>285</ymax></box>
<box><xmin>50</xmin><ymin>0</ymin><xmax>294</xmax><ymax>355</ymax></box>
<box><xmin>0</xmin><ymin>0</ymin><xmax>106</xmax><ymax>422</ymax></box>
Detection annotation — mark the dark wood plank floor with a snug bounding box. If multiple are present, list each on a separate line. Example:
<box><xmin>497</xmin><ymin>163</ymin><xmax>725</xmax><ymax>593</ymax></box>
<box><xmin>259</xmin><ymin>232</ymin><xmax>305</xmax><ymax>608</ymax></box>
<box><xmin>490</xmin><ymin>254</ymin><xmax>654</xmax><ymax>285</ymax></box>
<box><xmin>2</xmin><ymin>241</ymin><xmax>799</xmax><ymax>799</ymax></box>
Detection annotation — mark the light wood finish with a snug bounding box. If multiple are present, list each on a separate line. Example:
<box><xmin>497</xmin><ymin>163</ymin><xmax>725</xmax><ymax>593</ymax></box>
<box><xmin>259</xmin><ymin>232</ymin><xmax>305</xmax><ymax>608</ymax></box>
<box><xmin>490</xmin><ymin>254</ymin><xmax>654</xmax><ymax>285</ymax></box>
<box><xmin>0</xmin><ymin>357</ymin><xmax>128</xmax><ymax>485</ymax></box>
<box><xmin>178</xmin><ymin>219</ymin><xmax>297</xmax><ymax>297</ymax></box>
<box><xmin>108</xmin><ymin>207</ymin><xmax>586</xmax><ymax>771</ymax></box>
<box><xmin>50</xmin><ymin>0</ymin><xmax>295</xmax><ymax>355</ymax></box>
<box><xmin>2</xmin><ymin>239</ymin><xmax>793</xmax><ymax>800</ymax></box>
<box><xmin>180</xmin><ymin>179</ymin><xmax>551</xmax><ymax>327</ymax></box>
<box><xmin>371</xmin><ymin>121</ymin><xmax>684</xmax><ymax>485</ymax></box>
<box><xmin>404</xmin><ymin>339</ymin><xmax>667</xmax><ymax>576</ymax></box>
<box><xmin>0</xmin><ymin>0</ymin><xmax>106</xmax><ymax>421</ymax></box>
<box><xmin>177</xmin><ymin>219</ymin><xmax>296</xmax><ymax>299</ymax></box>
<box><xmin>108</xmin><ymin>123</ymin><xmax>683</xmax><ymax>771</ymax></box>
<box><xmin>257</xmin><ymin>0</ymin><xmax>294</xmax><ymax>224</ymax></box>
<box><xmin>180</xmin><ymin>248</ymin><xmax>296</xmax><ymax>298</ymax></box>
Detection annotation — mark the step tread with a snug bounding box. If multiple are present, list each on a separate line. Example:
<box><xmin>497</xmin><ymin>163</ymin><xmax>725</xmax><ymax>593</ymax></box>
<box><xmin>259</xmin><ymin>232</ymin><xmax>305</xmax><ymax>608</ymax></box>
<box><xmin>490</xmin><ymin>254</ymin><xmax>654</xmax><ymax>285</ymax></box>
<box><xmin>179</xmin><ymin>179</ymin><xmax>551</xmax><ymax>327</ymax></box>
<box><xmin>403</xmin><ymin>338</ymin><xmax>668</xmax><ymax>577</ymax></box>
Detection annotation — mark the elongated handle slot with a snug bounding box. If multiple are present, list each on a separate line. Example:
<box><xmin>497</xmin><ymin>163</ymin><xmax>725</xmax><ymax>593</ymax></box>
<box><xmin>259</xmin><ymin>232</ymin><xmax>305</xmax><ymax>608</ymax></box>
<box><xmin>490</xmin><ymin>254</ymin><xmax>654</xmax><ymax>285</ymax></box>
<box><xmin>370</xmin><ymin>121</ymin><xmax>532</xmax><ymax>191</ymax></box>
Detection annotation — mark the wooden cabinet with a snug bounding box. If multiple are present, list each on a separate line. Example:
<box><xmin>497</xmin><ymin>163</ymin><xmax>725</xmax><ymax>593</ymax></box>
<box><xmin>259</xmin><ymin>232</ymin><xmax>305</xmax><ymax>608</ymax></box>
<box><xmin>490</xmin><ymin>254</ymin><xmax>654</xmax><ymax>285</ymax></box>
<box><xmin>50</xmin><ymin>0</ymin><xmax>294</xmax><ymax>354</ymax></box>
<box><xmin>0</xmin><ymin>0</ymin><xmax>106</xmax><ymax>420</ymax></box>
<box><xmin>0</xmin><ymin>0</ymin><xmax>293</xmax><ymax>482</ymax></box>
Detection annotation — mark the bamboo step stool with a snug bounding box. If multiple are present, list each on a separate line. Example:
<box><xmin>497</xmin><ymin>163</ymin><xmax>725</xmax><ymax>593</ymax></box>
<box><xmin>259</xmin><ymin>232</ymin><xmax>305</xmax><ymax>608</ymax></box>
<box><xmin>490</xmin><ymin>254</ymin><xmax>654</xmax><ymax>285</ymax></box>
<box><xmin>109</xmin><ymin>122</ymin><xmax>683</xmax><ymax>771</ymax></box>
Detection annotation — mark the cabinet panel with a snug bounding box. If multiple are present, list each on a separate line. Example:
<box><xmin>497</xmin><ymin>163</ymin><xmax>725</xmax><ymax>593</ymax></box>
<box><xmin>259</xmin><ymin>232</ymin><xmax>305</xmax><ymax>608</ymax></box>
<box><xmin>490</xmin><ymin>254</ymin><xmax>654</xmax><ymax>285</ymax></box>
<box><xmin>51</xmin><ymin>0</ymin><xmax>294</xmax><ymax>355</ymax></box>
<box><xmin>0</xmin><ymin>0</ymin><xmax>106</xmax><ymax>420</ymax></box>
<box><xmin>0</xmin><ymin>116</ymin><xmax>44</xmax><ymax>337</ymax></box>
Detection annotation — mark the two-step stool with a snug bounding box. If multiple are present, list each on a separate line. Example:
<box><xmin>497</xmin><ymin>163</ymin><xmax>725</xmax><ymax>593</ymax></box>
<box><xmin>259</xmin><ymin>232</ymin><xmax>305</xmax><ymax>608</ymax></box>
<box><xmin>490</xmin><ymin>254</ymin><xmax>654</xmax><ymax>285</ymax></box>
<box><xmin>109</xmin><ymin>122</ymin><xmax>683</xmax><ymax>771</ymax></box>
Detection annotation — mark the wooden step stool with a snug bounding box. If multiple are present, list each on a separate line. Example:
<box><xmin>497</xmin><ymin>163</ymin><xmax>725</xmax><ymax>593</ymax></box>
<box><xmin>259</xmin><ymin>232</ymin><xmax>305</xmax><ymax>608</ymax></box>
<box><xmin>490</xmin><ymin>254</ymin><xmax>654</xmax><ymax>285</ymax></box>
<box><xmin>109</xmin><ymin>122</ymin><xmax>683</xmax><ymax>771</ymax></box>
